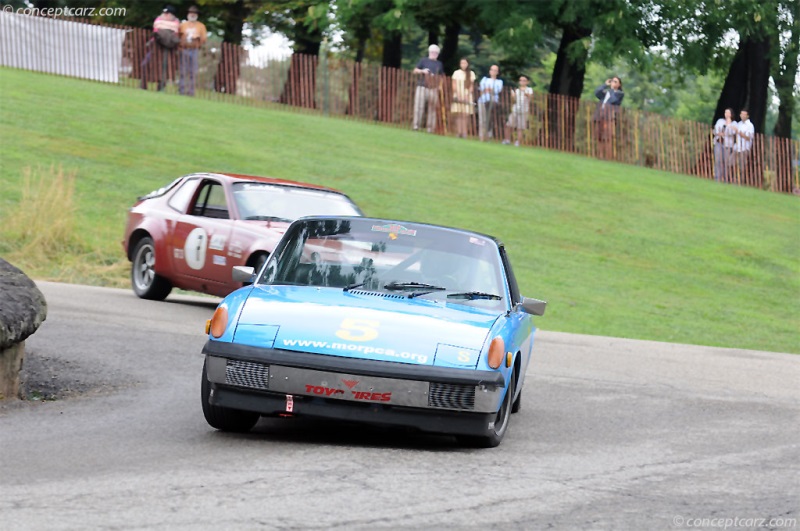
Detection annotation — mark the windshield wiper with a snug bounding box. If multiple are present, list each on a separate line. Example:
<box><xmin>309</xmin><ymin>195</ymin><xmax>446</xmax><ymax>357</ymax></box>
<box><xmin>383</xmin><ymin>281</ymin><xmax>446</xmax><ymax>292</ymax></box>
<box><xmin>445</xmin><ymin>291</ymin><xmax>503</xmax><ymax>300</ymax></box>
<box><xmin>383</xmin><ymin>281</ymin><xmax>447</xmax><ymax>299</ymax></box>
<box><xmin>343</xmin><ymin>282</ymin><xmax>366</xmax><ymax>292</ymax></box>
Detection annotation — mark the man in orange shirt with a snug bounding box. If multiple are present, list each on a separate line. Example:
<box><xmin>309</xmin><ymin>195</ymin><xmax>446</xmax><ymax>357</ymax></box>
<box><xmin>179</xmin><ymin>5</ymin><xmax>207</xmax><ymax>96</ymax></box>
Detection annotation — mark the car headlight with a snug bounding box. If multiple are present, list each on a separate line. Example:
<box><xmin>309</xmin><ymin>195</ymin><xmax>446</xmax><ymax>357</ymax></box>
<box><xmin>207</xmin><ymin>306</ymin><xmax>229</xmax><ymax>338</ymax></box>
<box><xmin>487</xmin><ymin>337</ymin><xmax>504</xmax><ymax>369</ymax></box>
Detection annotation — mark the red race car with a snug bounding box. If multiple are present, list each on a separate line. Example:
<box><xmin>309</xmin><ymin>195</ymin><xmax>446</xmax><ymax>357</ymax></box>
<box><xmin>122</xmin><ymin>172</ymin><xmax>363</xmax><ymax>300</ymax></box>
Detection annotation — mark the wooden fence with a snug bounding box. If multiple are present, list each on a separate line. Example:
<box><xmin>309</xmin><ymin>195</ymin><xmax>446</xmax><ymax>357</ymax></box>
<box><xmin>1</xmin><ymin>12</ymin><xmax>798</xmax><ymax>194</ymax></box>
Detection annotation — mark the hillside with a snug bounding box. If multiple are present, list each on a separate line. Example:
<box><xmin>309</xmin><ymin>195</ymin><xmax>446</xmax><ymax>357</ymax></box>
<box><xmin>0</xmin><ymin>67</ymin><xmax>798</xmax><ymax>353</ymax></box>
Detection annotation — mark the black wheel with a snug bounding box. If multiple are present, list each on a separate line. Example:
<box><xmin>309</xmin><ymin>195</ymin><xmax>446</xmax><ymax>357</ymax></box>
<box><xmin>511</xmin><ymin>388</ymin><xmax>522</xmax><ymax>413</ymax></box>
<box><xmin>201</xmin><ymin>360</ymin><xmax>260</xmax><ymax>432</ymax></box>
<box><xmin>459</xmin><ymin>368</ymin><xmax>515</xmax><ymax>448</ymax></box>
<box><xmin>131</xmin><ymin>236</ymin><xmax>172</xmax><ymax>300</ymax></box>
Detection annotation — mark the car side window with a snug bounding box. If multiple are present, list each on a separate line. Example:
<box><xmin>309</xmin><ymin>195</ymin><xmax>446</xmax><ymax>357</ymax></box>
<box><xmin>167</xmin><ymin>179</ymin><xmax>198</xmax><ymax>213</ymax></box>
<box><xmin>191</xmin><ymin>181</ymin><xmax>229</xmax><ymax>219</ymax></box>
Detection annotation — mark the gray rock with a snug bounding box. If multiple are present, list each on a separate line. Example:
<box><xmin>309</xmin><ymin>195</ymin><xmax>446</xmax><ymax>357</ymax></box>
<box><xmin>0</xmin><ymin>258</ymin><xmax>47</xmax><ymax>349</ymax></box>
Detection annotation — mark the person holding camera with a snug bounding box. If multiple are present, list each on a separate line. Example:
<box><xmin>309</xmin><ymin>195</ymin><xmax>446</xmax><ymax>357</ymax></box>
<box><xmin>592</xmin><ymin>76</ymin><xmax>624</xmax><ymax>159</ymax></box>
<box><xmin>450</xmin><ymin>58</ymin><xmax>476</xmax><ymax>138</ymax></box>
<box><xmin>139</xmin><ymin>5</ymin><xmax>181</xmax><ymax>91</ymax></box>
<box><xmin>713</xmin><ymin>108</ymin><xmax>737</xmax><ymax>182</ymax></box>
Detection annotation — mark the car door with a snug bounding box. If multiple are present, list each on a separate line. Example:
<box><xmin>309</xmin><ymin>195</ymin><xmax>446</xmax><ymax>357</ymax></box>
<box><xmin>172</xmin><ymin>179</ymin><xmax>234</xmax><ymax>286</ymax></box>
<box><xmin>499</xmin><ymin>245</ymin><xmax>535</xmax><ymax>388</ymax></box>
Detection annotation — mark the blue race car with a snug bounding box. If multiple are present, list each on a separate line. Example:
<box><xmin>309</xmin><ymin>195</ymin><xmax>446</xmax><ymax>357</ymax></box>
<box><xmin>201</xmin><ymin>217</ymin><xmax>546</xmax><ymax>447</ymax></box>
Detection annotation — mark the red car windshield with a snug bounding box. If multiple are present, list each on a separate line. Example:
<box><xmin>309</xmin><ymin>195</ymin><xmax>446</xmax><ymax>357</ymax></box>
<box><xmin>232</xmin><ymin>182</ymin><xmax>361</xmax><ymax>221</ymax></box>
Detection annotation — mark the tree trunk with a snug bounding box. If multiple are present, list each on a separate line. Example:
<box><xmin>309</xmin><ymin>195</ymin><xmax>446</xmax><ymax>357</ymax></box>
<box><xmin>440</xmin><ymin>22</ymin><xmax>461</xmax><ymax>74</ymax></box>
<box><xmin>220</xmin><ymin>0</ymin><xmax>248</xmax><ymax>45</ymax></box>
<box><xmin>546</xmin><ymin>24</ymin><xmax>591</xmax><ymax>151</ymax></box>
<box><xmin>278</xmin><ymin>20</ymin><xmax>322</xmax><ymax>109</ymax></box>
<box><xmin>549</xmin><ymin>24</ymin><xmax>591</xmax><ymax>98</ymax></box>
<box><xmin>379</xmin><ymin>32</ymin><xmax>402</xmax><ymax>123</ymax></box>
<box><xmin>214</xmin><ymin>42</ymin><xmax>242</xmax><ymax>95</ymax></box>
<box><xmin>772</xmin><ymin>2</ymin><xmax>799</xmax><ymax>139</ymax></box>
<box><xmin>349</xmin><ymin>27</ymin><xmax>370</xmax><ymax>117</ymax></box>
<box><xmin>381</xmin><ymin>31</ymin><xmax>402</xmax><ymax>68</ymax></box>
<box><xmin>355</xmin><ymin>37</ymin><xmax>366</xmax><ymax>64</ymax></box>
<box><xmin>713</xmin><ymin>35</ymin><xmax>771</xmax><ymax>133</ymax></box>
<box><xmin>712</xmin><ymin>34</ymin><xmax>773</xmax><ymax>189</ymax></box>
<box><xmin>771</xmin><ymin>3</ymin><xmax>799</xmax><ymax>193</ymax></box>
<box><xmin>213</xmin><ymin>0</ymin><xmax>249</xmax><ymax>94</ymax></box>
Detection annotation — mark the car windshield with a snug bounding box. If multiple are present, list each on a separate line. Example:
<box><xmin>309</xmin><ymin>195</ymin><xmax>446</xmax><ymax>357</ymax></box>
<box><xmin>260</xmin><ymin>218</ymin><xmax>507</xmax><ymax>310</ymax></box>
<box><xmin>232</xmin><ymin>183</ymin><xmax>361</xmax><ymax>221</ymax></box>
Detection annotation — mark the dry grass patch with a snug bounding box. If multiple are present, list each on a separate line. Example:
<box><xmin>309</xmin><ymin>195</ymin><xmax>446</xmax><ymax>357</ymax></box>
<box><xmin>5</xmin><ymin>166</ymin><xmax>80</xmax><ymax>254</ymax></box>
<box><xmin>1</xmin><ymin>165</ymin><xmax>88</xmax><ymax>271</ymax></box>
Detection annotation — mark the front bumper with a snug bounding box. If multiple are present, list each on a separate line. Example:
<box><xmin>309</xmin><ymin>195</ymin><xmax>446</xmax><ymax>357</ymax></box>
<box><xmin>203</xmin><ymin>340</ymin><xmax>507</xmax><ymax>437</ymax></box>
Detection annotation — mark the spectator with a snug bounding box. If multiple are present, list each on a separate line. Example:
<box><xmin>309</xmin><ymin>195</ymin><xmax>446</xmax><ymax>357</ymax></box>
<box><xmin>179</xmin><ymin>6</ymin><xmax>207</xmax><ymax>96</ymax></box>
<box><xmin>478</xmin><ymin>65</ymin><xmax>503</xmax><ymax>141</ymax></box>
<box><xmin>713</xmin><ymin>108</ymin><xmax>737</xmax><ymax>182</ymax></box>
<box><xmin>503</xmin><ymin>75</ymin><xmax>533</xmax><ymax>146</ymax></box>
<box><xmin>140</xmin><ymin>5</ymin><xmax>181</xmax><ymax>91</ymax></box>
<box><xmin>450</xmin><ymin>58</ymin><xmax>476</xmax><ymax>139</ymax></box>
<box><xmin>412</xmin><ymin>44</ymin><xmax>445</xmax><ymax>133</ymax></box>
<box><xmin>734</xmin><ymin>109</ymin><xmax>755</xmax><ymax>184</ymax></box>
<box><xmin>592</xmin><ymin>76</ymin><xmax>624</xmax><ymax>159</ymax></box>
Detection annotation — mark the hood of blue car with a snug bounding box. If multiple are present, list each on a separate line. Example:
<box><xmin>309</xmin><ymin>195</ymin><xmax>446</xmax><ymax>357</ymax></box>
<box><xmin>233</xmin><ymin>285</ymin><xmax>501</xmax><ymax>368</ymax></box>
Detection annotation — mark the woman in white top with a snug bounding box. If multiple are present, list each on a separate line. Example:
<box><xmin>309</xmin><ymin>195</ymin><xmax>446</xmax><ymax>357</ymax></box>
<box><xmin>713</xmin><ymin>108</ymin><xmax>736</xmax><ymax>182</ymax></box>
<box><xmin>451</xmin><ymin>58</ymin><xmax>476</xmax><ymax>138</ymax></box>
<box><xmin>503</xmin><ymin>75</ymin><xmax>533</xmax><ymax>146</ymax></box>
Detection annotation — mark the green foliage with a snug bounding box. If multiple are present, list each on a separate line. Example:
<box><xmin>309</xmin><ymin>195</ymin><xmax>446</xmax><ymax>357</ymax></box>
<box><xmin>582</xmin><ymin>54</ymin><xmax>726</xmax><ymax>123</ymax></box>
<box><xmin>1</xmin><ymin>69</ymin><xmax>798</xmax><ymax>354</ymax></box>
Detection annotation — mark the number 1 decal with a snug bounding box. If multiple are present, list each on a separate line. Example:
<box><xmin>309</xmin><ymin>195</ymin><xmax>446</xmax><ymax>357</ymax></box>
<box><xmin>335</xmin><ymin>318</ymin><xmax>379</xmax><ymax>341</ymax></box>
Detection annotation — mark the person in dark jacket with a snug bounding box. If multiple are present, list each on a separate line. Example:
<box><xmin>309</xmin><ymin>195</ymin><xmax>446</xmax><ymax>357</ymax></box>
<box><xmin>593</xmin><ymin>76</ymin><xmax>624</xmax><ymax>159</ymax></box>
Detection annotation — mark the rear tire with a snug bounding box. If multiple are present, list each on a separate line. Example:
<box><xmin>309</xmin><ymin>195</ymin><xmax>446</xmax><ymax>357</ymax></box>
<box><xmin>131</xmin><ymin>236</ymin><xmax>172</xmax><ymax>300</ymax></box>
<box><xmin>201</xmin><ymin>360</ymin><xmax>259</xmax><ymax>432</ymax></box>
<box><xmin>459</xmin><ymin>369</ymin><xmax>515</xmax><ymax>448</ymax></box>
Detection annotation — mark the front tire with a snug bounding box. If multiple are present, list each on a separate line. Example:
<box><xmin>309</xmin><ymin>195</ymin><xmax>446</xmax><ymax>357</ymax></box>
<box><xmin>511</xmin><ymin>389</ymin><xmax>522</xmax><ymax>413</ymax></box>
<box><xmin>459</xmin><ymin>368</ymin><xmax>515</xmax><ymax>448</ymax></box>
<box><xmin>131</xmin><ymin>236</ymin><xmax>172</xmax><ymax>300</ymax></box>
<box><xmin>201</xmin><ymin>360</ymin><xmax>260</xmax><ymax>432</ymax></box>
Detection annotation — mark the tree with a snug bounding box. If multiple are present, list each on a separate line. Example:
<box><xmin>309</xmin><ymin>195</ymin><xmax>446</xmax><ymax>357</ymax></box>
<box><xmin>485</xmin><ymin>0</ymin><xmax>659</xmax><ymax>151</ymax></box>
<box><xmin>658</xmin><ymin>0</ymin><xmax>793</xmax><ymax>134</ymax></box>
<box><xmin>250</xmin><ymin>1</ymin><xmax>329</xmax><ymax>107</ymax></box>
<box><xmin>713</xmin><ymin>35</ymin><xmax>772</xmax><ymax>133</ymax></box>
<box><xmin>771</xmin><ymin>0</ymin><xmax>799</xmax><ymax>139</ymax></box>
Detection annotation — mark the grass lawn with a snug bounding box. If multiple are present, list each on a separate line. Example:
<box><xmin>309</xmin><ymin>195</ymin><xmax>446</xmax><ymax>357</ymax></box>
<box><xmin>1</xmin><ymin>68</ymin><xmax>798</xmax><ymax>354</ymax></box>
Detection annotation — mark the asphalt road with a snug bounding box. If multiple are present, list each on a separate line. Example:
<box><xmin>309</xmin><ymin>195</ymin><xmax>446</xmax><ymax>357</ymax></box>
<box><xmin>1</xmin><ymin>281</ymin><xmax>798</xmax><ymax>530</ymax></box>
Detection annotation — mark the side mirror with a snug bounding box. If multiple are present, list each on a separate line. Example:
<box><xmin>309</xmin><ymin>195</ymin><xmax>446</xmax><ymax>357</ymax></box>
<box><xmin>518</xmin><ymin>297</ymin><xmax>546</xmax><ymax>316</ymax></box>
<box><xmin>232</xmin><ymin>265</ymin><xmax>256</xmax><ymax>283</ymax></box>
